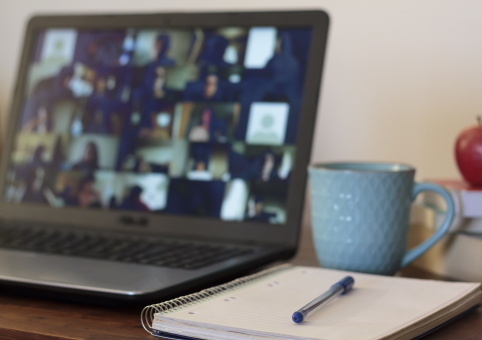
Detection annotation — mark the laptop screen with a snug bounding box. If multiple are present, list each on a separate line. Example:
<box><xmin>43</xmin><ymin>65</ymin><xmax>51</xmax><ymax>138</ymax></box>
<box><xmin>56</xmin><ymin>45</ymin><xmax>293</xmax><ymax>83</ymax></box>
<box><xmin>4</xmin><ymin>26</ymin><xmax>312</xmax><ymax>225</ymax></box>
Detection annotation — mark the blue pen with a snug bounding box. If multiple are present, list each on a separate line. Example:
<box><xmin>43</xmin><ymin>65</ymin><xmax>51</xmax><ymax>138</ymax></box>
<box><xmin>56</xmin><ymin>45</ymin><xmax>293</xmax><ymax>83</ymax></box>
<box><xmin>292</xmin><ymin>276</ymin><xmax>355</xmax><ymax>323</ymax></box>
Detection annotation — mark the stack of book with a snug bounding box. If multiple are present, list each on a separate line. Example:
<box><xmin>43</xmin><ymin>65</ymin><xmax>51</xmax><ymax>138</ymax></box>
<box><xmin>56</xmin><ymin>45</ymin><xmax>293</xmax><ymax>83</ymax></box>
<box><xmin>409</xmin><ymin>179</ymin><xmax>482</xmax><ymax>282</ymax></box>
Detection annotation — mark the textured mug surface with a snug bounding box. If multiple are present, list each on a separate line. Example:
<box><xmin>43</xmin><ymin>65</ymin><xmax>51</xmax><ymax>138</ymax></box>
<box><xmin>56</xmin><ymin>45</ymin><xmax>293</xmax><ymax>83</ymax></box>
<box><xmin>308</xmin><ymin>162</ymin><xmax>455</xmax><ymax>275</ymax></box>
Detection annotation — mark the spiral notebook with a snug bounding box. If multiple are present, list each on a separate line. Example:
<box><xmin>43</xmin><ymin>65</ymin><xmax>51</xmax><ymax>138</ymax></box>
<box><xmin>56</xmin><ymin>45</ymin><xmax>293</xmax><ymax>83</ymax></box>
<box><xmin>141</xmin><ymin>265</ymin><xmax>481</xmax><ymax>340</ymax></box>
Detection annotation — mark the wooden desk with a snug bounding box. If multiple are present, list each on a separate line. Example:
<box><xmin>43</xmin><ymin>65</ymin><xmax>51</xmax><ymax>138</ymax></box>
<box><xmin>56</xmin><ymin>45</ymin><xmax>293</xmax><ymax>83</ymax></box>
<box><xmin>0</xmin><ymin>228</ymin><xmax>480</xmax><ymax>340</ymax></box>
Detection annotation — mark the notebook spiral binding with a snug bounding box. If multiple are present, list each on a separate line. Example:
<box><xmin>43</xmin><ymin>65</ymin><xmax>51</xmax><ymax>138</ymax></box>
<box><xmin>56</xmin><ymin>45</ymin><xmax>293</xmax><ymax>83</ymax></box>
<box><xmin>141</xmin><ymin>264</ymin><xmax>293</xmax><ymax>333</ymax></box>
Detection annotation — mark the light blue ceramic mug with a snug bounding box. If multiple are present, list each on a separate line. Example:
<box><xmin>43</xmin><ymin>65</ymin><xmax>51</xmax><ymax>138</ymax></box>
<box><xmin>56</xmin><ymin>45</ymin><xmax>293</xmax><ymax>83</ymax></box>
<box><xmin>308</xmin><ymin>162</ymin><xmax>455</xmax><ymax>275</ymax></box>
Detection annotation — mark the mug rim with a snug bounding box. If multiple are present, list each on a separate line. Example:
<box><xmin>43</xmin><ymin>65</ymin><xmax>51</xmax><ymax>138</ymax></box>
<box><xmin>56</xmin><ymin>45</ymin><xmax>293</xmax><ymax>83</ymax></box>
<box><xmin>309</xmin><ymin>161</ymin><xmax>415</xmax><ymax>173</ymax></box>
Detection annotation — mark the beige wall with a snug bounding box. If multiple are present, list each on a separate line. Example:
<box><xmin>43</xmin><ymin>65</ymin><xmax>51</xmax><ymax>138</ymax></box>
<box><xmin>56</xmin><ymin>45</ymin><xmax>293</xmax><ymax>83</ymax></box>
<box><xmin>0</xmin><ymin>0</ymin><xmax>481</xmax><ymax>182</ymax></box>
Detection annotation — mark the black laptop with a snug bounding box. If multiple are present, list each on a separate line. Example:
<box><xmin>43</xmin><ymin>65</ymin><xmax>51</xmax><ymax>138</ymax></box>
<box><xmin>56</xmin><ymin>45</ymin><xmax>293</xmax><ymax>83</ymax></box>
<box><xmin>0</xmin><ymin>11</ymin><xmax>329</xmax><ymax>301</ymax></box>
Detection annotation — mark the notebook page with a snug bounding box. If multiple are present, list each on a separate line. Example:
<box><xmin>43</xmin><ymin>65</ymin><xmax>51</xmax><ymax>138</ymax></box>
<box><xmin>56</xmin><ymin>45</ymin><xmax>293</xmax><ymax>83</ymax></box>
<box><xmin>155</xmin><ymin>266</ymin><xmax>480</xmax><ymax>340</ymax></box>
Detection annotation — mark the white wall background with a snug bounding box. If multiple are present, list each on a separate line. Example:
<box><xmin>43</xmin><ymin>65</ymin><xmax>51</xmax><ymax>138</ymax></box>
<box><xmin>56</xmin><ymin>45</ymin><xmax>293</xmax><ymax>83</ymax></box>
<box><xmin>0</xmin><ymin>0</ymin><xmax>481</xmax><ymax>182</ymax></box>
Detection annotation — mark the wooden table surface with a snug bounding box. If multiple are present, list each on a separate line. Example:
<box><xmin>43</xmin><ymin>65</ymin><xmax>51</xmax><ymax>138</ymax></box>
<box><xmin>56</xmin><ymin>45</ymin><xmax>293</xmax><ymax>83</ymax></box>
<box><xmin>0</xmin><ymin>227</ymin><xmax>480</xmax><ymax>340</ymax></box>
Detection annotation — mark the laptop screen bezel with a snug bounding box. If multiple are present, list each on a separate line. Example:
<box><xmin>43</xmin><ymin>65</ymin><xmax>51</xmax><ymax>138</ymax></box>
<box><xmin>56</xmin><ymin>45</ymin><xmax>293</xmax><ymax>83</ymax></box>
<box><xmin>0</xmin><ymin>10</ymin><xmax>329</xmax><ymax>248</ymax></box>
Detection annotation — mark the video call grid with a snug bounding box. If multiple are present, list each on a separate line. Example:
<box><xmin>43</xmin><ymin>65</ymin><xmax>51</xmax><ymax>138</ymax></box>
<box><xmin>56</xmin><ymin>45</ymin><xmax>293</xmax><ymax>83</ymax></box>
<box><xmin>5</xmin><ymin>26</ymin><xmax>312</xmax><ymax>224</ymax></box>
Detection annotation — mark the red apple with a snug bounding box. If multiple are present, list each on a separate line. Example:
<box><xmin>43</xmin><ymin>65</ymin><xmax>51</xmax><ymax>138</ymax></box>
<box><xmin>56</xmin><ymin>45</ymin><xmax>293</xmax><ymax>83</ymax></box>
<box><xmin>455</xmin><ymin>116</ymin><xmax>482</xmax><ymax>187</ymax></box>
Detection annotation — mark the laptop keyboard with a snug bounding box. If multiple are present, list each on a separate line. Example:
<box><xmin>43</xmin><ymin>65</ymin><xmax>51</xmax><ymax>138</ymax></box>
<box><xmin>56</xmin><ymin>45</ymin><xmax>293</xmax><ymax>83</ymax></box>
<box><xmin>0</xmin><ymin>225</ymin><xmax>254</xmax><ymax>270</ymax></box>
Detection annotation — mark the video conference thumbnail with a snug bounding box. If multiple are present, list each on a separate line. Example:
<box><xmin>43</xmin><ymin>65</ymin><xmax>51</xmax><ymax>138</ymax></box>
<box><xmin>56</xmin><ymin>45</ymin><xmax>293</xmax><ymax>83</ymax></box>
<box><xmin>4</xmin><ymin>26</ymin><xmax>312</xmax><ymax>225</ymax></box>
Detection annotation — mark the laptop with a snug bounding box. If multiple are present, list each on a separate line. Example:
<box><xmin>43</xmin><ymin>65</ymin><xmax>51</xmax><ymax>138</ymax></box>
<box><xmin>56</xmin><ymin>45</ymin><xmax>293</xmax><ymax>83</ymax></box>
<box><xmin>0</xmin><ymin>11</ymin><xmax>329</xmax><ymax>301</ymax></box>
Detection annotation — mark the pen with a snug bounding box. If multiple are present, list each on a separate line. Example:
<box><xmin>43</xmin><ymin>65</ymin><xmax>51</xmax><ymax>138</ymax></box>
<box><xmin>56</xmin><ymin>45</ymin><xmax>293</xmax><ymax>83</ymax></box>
<box><xmin>292</xmin><ymin>276</ymin><xmax>355</xmax><ymax>323</ymax></box>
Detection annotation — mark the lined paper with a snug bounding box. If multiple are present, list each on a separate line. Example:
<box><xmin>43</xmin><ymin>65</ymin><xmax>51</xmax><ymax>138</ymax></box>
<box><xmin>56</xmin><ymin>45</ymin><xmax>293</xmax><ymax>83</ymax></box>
<box><xmin>154</xmin><ymin>266</ymin><xmax>480</xmax><ymax>340</ymax></box>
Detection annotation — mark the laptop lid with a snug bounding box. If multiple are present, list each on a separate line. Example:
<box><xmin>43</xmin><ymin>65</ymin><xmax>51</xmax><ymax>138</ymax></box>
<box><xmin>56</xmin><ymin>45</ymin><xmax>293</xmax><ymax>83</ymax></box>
<box><xmin>0</xmin><ymin>11</ymin><xmax>329</xmax><ymax>248</ymax></box>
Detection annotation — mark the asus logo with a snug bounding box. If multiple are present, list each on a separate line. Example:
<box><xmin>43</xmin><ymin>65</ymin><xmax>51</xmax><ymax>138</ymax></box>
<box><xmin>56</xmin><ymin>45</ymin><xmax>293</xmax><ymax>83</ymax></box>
<box><xmin>119</xmin><ymin>216</ymin><xmax>149</xmax><ymax>227</ymax></box>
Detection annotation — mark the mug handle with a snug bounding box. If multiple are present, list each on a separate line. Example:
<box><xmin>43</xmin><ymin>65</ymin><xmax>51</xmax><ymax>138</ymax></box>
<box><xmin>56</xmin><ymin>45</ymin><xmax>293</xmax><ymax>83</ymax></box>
<box><xmin>400</xmin><ymin>182</ymin><xmax>455</xmax><ymax>268</ymax></box>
